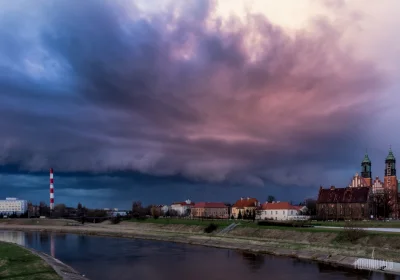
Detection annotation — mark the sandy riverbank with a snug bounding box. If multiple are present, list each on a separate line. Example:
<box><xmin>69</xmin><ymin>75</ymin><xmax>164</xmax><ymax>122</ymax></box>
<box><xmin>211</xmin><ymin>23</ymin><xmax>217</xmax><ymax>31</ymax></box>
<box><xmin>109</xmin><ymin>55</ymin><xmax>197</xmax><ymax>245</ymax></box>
<box><xmin>1</xmin><ymin>220</ymin><xmax>400</xmax><ymax>275</ymax></box>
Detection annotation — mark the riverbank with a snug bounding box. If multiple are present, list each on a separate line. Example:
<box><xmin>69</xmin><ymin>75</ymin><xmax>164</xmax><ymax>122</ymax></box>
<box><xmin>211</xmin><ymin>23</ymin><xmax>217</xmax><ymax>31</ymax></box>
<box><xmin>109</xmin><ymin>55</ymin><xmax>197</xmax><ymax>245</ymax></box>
<box><xmin>0</xmin><ymin>241</ymin><xmax>60</xmax><ymax>279</ymax></box>
<box><xmin>1</xmin><ymin>220</ymin><xmax>400</xmax><ymax>276</ymax></box>
<box><xmin>0</xmin><ymin>240</ymin><xmax>88</xmax><ymax>280</ymax></box>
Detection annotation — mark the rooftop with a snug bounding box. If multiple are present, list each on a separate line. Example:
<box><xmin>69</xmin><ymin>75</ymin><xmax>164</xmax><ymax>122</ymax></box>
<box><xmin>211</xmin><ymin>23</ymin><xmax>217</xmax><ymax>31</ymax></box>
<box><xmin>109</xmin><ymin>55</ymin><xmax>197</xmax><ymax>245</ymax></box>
<box><xmin>259</xmin><ymin>201</ymin><xmax>305</xmax><ymax>210</ymax></box>
<box><xmin>233</xmin><ymin>197</ymin><xmax>259</xmax><ymax>208</ymax></box>
<box><xmin>317</xmin><ymin>186</ymin><xmax>370</xmax><ymax>204</ymax></box>
<box><xmin>193</xmin><ymin>202</ymin><xmax>228</xmax><ymax>208</ymax></box>
<box><xmin>386</xmin><ymin>147</ymin><xmax>396</xmax><ymax>161</ymax></box>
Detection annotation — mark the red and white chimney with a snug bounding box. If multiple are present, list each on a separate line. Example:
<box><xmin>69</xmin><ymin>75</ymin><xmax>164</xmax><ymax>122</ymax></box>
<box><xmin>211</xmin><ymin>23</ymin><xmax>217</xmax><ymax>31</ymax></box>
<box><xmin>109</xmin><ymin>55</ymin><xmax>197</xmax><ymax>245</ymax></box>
<box><xmin>50</xmin><ymin>168</ymin><xmax>54</xmax><ymax>211</ymax></box>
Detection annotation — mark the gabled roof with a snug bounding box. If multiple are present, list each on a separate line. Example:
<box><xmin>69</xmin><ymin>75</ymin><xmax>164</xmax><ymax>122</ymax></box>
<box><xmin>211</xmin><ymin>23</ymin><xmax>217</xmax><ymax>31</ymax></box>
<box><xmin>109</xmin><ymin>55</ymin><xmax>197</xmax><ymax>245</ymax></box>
<box><xmin>317</xmin><ymin>186</ymin><xmax>370</xmax><ymax>204</ymax></box>
<box><xmin>349</xmin><ymin>173</ymin><xmax>370</xmax><ymax>187</ymax></box>
<box><xmin>259</xmin><ymin>202</ymin><xmax>303</xmax><ymax>210</ymax></box>
<box><xmin>193</xmin><ymin>202</ymin><xmax>228</xmax><ymax>208</ymax></box>
<box><xmin>233</xmin><ymin>197</ymin><xmax>258</xmax><ymax>208</ymax></box>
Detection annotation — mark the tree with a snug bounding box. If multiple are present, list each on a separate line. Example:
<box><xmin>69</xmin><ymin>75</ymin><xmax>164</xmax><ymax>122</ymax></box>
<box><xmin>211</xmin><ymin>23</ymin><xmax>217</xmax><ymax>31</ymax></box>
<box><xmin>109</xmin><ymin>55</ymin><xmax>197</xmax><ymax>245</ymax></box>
<box><xmin>169</xmin><ymin>209</ymin><xmax>178</xmax><ymax>217</ymax></box>
<box><xmin>27</xmin><ymin>201</ymin><xmax>33</xmax><ymax>218</ymax></box>
<box><xmin>54</xmin><ymin>204</ymin><xmax>66</xmax><ymax>217</ymax></box>
<box><xmin>267</xmin><ymin>196</ymin><xmax>275</xmax><ymax>203</ymax></box>
<box><xmin>39</xmin><ymin>201</ymin><xmax>50</xmax><ymax>217</ymax></box>
<box><xmin>132</xmin><ymin>201</ymin><xmax>144</xmax><ymax>218</ymax></box>
<box><xmin>238</xmin><ymin>210</ymin><xmax>243</xmax><ymax>219</ymax></box>
<box><xmin>230</xmin><ymin>214</ymin><xmax>234</xmax><ymax>220</ymax></box>
<box><xmin>151</xmin><ymin>206</ymin><xmax>161</xmax><ymax>219</ymax></box>
<box><xmin>304</xmin><ymin>199</ymin><xmax>317</xmax><ymax>216</ymax></box>
<box><xmin>77</xmin><ymin>202</ymin><xmax>83</xmax><ymax>217</ymax></box>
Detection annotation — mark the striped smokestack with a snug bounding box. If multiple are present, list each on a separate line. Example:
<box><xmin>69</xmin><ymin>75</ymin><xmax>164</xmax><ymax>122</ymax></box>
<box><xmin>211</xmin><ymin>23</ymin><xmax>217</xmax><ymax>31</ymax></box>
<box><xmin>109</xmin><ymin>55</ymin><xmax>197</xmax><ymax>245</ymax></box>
<box><xmin>50</xmin><ymin>168</ymin><xmax>54</xmax><ymax>211</ymax></box>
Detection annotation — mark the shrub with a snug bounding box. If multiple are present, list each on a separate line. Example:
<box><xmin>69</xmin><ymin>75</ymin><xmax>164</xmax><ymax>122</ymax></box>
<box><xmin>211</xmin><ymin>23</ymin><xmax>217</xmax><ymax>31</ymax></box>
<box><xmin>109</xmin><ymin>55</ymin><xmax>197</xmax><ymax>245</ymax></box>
<box><xmin>335</xmin><ymin>221</ymin><xmax>367</xmax><ymax>243</ymax></box>
<box><xmin>111</xmin><ymin>215</ymin><xmax>121</xmax><ymax>224</ymax></box>
<box><xmin>204</xmin><ymin>223</ymin><xmax>218</xmax><ymax>233</ymax></box>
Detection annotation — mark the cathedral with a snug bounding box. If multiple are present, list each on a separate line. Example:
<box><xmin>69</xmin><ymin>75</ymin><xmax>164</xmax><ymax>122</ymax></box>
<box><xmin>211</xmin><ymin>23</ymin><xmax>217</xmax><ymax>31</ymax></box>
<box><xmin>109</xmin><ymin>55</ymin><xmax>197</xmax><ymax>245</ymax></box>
<box><xmin>348</xmin><ymin>148</ymin><xmax>400</xmax><ymax>218</ymax></box>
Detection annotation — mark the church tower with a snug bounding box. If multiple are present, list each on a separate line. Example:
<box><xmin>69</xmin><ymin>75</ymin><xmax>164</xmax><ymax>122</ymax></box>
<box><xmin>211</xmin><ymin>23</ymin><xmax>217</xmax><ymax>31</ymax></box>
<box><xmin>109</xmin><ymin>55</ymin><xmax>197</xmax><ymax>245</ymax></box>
<box><xmin>383</xmin><ymin>147</ymin><xmax>398</xmax><ymax>218</ymax></box>
<box><xmin>361</xmin><ymin>153</ymin><xmax>372</xmax><ymax>187</ymax></box>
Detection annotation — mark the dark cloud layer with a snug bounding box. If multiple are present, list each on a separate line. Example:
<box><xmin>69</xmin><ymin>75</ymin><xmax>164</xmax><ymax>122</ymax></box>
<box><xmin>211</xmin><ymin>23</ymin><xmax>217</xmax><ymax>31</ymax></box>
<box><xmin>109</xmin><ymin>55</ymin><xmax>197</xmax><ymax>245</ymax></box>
<box><xmin>0</xmin><ymin>0</ymin><xmax>387</xmax><ymax>202</ymax></box>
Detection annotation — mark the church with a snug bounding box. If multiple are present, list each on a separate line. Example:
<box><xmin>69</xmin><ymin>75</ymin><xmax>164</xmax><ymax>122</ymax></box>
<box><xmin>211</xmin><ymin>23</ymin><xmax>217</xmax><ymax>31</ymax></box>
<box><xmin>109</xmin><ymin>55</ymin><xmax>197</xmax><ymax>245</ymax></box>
<box><xmin>347</xmin><ymin>148</ymin><xmax>400</xmax><ymax>218</ymax></box>
<box><xmin>317</xmin><ymin>148</ymin><xmax>400</xmax><ymax>220</ymax></box>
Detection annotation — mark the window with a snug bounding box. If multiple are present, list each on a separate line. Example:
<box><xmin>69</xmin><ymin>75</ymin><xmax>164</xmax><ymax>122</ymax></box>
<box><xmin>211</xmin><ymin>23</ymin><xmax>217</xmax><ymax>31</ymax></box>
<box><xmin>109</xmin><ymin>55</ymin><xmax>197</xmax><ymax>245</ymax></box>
<box><xmin>275</xmin><ymin>211</ymin><xmax>277</xmax><ymax>214</ymax></box>
<box><xmin>283</xmin><ymin>211</ymin><xmax>285</xmax><ymax>215</ymax></box>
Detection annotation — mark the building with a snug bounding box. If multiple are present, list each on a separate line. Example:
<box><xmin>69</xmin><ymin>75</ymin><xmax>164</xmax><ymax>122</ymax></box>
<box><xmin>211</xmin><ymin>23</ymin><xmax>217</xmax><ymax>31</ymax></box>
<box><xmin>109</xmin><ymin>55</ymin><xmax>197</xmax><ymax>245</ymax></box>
<box><xmin>231</xmin><ymin>197</ymin><xmax>259</xmax><ymax>219</ymax></box>
<box><xmin>191</xmin><ymin>202</ymin><xmax>229</xmax><ymax>219</ymax></box>
<box><xmin>170</xmin><ymin>199</ymin><xmax>194</xmax><ymax>216</ymax></box>
<box><xmin>256</xmin><ymin>201</ymin><xmax>308</xmax><ymax>221</ymax></box>
<box><xmin>347</xmin><ymin>149</ymin><xmax>399</xmax><ymax>218</ymax></box>
<box><xmin>0</xmin><ymin>198</ymin><xmax>28</xmax><ymax>215</ymax></box>
<box><xmin>316</xmin><ymin>186</ymin><xmax>370</xmax><ymax>220</ymax></box>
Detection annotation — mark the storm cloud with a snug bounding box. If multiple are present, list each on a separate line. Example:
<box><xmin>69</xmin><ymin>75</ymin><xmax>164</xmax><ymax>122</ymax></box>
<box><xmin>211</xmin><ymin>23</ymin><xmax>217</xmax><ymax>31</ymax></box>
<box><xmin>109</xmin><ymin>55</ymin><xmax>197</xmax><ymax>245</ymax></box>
<box><xmin>0</xmin><ymin>0</ymin><xmax>392</xmax><ymax>205</ymax></box>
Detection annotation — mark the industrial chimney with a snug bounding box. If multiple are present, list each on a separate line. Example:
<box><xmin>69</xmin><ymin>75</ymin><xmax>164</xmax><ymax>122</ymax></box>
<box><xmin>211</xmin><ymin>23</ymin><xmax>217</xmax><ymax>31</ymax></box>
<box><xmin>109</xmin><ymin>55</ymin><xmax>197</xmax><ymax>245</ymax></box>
<box><xmin>50</xmin><ymin>168</ymin><xmax>54</xmax><ymax>211</ymax></box>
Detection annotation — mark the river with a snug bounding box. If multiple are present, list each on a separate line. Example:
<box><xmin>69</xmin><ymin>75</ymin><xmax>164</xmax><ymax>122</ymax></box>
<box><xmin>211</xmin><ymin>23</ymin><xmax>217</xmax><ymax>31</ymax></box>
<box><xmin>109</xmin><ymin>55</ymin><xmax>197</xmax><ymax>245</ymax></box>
<box><xmin>0</xmin><ymin>231</ymin><xmax>399</xmax><ymax>280</ymax></box>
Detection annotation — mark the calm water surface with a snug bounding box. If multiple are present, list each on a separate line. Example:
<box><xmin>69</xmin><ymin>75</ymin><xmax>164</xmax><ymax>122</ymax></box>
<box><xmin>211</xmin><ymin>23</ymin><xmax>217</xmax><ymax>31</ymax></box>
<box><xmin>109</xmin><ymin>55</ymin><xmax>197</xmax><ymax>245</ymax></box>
<box><xmin>0</xmin><ymin>231</ymin><xmax>399</xmax><ymax>280</ymax></box>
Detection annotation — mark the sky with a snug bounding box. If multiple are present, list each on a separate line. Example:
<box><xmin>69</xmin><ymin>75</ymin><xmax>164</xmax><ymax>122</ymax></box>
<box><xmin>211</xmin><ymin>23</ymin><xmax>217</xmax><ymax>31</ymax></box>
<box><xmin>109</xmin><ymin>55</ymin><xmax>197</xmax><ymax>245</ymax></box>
<box><xmin>1</xmin><ymin>0</ymin><xmax>400</xmax><ymax>209</ymax></box>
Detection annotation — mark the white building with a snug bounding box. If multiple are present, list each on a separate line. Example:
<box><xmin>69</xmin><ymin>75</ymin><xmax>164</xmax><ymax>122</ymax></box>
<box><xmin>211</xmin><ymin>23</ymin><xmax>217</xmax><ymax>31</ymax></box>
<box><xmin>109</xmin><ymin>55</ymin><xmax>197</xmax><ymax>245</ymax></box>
<box><xmin>0</xmin><ymin>198</ymin><xmax>28</xmax><ymax>215</ymax></box>
<box><xmin>256</xmin><ymin>201</ymin><xmax>309</xmax><ymax>221</ymax></box>
<box><xmin>160</xmin><ymin>205</ymin><xmax>169</xmax><ymax>214</ymax></box>
<box><xmin>170</xmin><ymin>199</ymin><xmax>194</xmax><ymax>216</ymax></box>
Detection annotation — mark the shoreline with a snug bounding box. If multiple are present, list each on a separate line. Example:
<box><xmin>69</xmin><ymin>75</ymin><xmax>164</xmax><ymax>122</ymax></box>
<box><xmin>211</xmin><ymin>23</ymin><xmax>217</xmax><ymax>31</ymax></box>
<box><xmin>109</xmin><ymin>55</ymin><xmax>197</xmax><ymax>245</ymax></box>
<box><xmin>1</xmin><ymin>223</ymin><xmax>400</xmax><ymax>276</ymax></box>
<box><xmin>0</xmin><ymin>240</ymin><xmax>87</xmax><ymax>280</ymax></box>
<box><xmin>15</xmin><ymin>243</ymin><xmax>89</xmax><ymax>280</ymax></box>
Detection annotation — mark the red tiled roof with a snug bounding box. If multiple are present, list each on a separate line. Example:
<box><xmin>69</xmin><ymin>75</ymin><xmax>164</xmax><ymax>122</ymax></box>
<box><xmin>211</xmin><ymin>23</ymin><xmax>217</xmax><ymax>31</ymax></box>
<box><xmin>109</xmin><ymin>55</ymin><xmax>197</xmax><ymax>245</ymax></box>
<box><xmin>259</xmin><ymin>202</ymin><xmax>301</xmax><ymax>210</ymax></box>
<box><xmin>233</xmin><ymin>197</ymin><xmax>258</xmax><ymax>208</ymax></box>
<box><xmin>317</xmin><ymin>186</ymin><xmax>370</xmax><ymax>204</ymax></box>
<box><xmin>193</xmin><ymin>202</ymin><xmax>228</xmax><ymax>208</ymax></box>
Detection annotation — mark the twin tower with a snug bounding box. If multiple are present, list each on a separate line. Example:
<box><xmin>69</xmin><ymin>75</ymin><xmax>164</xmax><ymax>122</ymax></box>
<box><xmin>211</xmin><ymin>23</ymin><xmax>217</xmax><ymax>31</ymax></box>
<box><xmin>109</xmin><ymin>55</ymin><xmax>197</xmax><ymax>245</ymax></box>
<box><xmin>360</xmin><ymin>148</ymin><xmax>398</xmax><ymax>192</ymax></box>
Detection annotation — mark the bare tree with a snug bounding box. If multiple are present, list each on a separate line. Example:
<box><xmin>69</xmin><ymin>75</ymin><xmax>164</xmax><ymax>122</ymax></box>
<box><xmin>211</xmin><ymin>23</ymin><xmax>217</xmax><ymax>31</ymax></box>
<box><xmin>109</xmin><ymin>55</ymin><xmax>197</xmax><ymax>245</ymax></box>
<box><xmin>151</xmin><ymin>206</ymin><xmax>161</xmax><ymax>219</ymax></box>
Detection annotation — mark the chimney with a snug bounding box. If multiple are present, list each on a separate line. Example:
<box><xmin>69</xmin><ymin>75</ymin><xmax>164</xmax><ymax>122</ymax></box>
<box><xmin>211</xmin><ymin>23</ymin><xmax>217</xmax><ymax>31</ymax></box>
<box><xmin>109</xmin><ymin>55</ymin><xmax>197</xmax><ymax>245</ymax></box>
<box><xmin>247</xmin><ymin>197</ymin><xmax>250</xmax><ymax>200</ymax></box>
<box><xmin>319</xmin><ymin>186</ymin><xmax>323</xmax><ymax>190</ymax></box>
<box><xmin>240</xmin><ymin>197</ymin><xmax>243</xmax><ymax>201</ymax></box>
<box><xmin>330</xmin><ymin>186</ymin><xmax>335</xmax><ymax>190</ymax></box>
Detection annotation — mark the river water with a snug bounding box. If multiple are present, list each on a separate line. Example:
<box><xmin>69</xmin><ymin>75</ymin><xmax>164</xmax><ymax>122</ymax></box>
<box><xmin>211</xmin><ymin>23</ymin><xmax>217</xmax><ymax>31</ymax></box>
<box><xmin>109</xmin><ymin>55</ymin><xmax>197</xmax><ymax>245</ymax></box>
<box><xmin>0</xmin><ymin>231</ymin><xmax>398</xmax><ymax>280</ymax></box>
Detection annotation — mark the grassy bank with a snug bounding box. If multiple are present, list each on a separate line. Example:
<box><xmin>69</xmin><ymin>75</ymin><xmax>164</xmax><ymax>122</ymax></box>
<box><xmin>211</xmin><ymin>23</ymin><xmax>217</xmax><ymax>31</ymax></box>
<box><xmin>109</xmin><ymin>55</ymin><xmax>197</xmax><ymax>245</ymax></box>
<box><xmin>310</xmin><ymin>220</ymin><xmax>400</xmax><ymax>228</ymax></box>
<box><xmin>127</xmin><ymin>217</ymin><xmax>233</xmax><ymax>226</ymax></box>
<box><xmin>0</xmin><ymin>241</ymin><xmax>60</xmax><ymax>280</ymax></box>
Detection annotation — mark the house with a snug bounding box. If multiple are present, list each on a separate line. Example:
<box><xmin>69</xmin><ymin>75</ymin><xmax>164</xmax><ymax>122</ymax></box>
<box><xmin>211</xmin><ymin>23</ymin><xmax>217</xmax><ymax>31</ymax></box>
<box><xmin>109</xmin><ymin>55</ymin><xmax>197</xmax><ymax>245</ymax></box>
<box><xmin>170</xmin><ymin>199</ymin><xmax>194</xmax><ymax>216</ymax></box>
<box><xmin>316</xmin><ymin>186</ymin><xmax>370</xmax><ymax>220</ymax></box>
<box><xmin>191</xmin><ymin>202</ymin><xmax>229</xmax><ymax>219</ymax></box>
<box><xmin>231</xmin><ymin>197</ymin><xmax>259</xmax><ymax>219</ymax></box>
<box><xmin>256</xmin><ymin>201</ymin><xmax>309</xmax><ymax>221</ymax></box>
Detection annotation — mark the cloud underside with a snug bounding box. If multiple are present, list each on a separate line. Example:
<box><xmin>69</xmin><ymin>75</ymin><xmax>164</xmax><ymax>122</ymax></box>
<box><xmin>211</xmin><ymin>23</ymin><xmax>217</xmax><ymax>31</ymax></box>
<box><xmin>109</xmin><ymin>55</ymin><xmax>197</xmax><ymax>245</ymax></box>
<box><xmin>0</xmin><ymin>0</ymin><xmax>386</xmax><ymax>187</ymax></box>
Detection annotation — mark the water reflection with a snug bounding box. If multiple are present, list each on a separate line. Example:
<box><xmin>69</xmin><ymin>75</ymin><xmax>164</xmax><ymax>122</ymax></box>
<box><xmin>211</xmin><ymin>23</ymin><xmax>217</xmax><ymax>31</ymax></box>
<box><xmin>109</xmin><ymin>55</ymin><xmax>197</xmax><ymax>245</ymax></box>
<box><xmin>0</xmin><ymin>230</ymin><xmax>399</xmax><ymax>280</ymax></box>
<box><xmin>239</xmin><ymin>252</ymin><xmax>265</xmax><ymax>271</ymax></box>
<box><xmin>0</xmin><ymin>231</ymin><xmax>25</xmax><ymax>246</ymax></box>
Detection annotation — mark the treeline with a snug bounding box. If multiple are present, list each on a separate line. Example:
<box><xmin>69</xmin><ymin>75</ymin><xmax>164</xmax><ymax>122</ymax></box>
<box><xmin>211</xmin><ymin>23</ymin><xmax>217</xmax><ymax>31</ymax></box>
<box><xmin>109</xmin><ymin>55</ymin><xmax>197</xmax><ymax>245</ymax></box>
<box><xmin>27</xmin><ymin>201</ymin><xmax>110</xmax><ymax>218</ymax></box>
